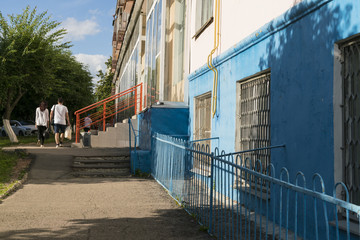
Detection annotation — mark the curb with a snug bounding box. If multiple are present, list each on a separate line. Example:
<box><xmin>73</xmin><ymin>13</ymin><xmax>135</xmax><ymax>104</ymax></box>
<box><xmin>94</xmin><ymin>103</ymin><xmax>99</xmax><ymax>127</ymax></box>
<box><xmin>0</xmin><ymin>152</ymin><xmax>34</xmax><ymax>203</ymax></box>
<box><xmin>0</xmin><ymin>172</ymin><xmax>29</xmax><ymax>202</ymax></box>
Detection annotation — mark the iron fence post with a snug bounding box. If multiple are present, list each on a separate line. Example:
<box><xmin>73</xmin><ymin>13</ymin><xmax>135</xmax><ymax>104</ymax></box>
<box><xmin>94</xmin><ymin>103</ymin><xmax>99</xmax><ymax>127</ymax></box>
<box><xmin>209</xmin><ymin>152</ymin><xmax>214</xmax><ymax>234</ymax></box>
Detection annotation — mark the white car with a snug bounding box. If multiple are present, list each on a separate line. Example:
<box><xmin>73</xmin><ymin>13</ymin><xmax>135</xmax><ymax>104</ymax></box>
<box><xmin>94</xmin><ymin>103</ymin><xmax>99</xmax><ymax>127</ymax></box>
<box><xmin>1</xmin><ymin>120</ymin><xmax>32</xmax><ymax>137</ymax></box>
<box><xmin>19</xmin><ymin>120</ymin><xmax>38</xmax><ymax>135</ymax></box>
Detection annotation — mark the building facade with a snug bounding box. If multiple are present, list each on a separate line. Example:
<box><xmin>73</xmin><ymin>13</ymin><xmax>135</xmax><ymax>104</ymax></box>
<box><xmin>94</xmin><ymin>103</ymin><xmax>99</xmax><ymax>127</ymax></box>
<box><xmin>112</xmin><ymin>0</ymin><xmax>360</xmax><ymax>232</ymax></box>
<box><xmin>188</xmin><ymin>0</ymin><xmax>360</xmax><ymax>210</ymax></box>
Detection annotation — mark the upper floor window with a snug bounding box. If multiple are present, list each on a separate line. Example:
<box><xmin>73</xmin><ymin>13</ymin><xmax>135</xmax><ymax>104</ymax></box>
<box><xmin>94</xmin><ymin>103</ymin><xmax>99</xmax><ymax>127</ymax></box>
<box><xmin>194</xmin><ymin>0</ymin><xmax>213</xmax><ymax>38</ymax></box>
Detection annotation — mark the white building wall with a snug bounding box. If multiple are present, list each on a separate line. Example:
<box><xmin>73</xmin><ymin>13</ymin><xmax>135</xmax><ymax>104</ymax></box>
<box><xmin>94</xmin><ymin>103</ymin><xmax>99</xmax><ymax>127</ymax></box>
<box><xmin>190</xmin><ymin>0</ymin><xmax>300</xmax><ymax>72</ymax></box>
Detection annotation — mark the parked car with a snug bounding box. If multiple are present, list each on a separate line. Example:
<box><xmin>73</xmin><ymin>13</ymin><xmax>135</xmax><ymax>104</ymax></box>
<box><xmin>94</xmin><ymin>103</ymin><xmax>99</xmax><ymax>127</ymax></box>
<box><xmin>1</xmin><ymin>120</ymin><xmax>32</xmax><ymax>137</ymax></box>
<box><xmin>19</xmin><ymin>120</ymin><xmax>37</xmax><ymax>135</ymax></box>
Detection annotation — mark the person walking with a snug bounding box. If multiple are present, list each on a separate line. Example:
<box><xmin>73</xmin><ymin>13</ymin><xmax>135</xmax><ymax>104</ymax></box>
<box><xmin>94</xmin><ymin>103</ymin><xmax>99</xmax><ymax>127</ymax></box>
<box><xmin>84</xmin><ymin>114</ymin><xmax>92</xmax><ymax>132</ymax></box>
<box><xmin>50</xmin><ymin>97</ymin><xmax>70</xmax><ymax>148</ymax></box>
<box><xmin>35</xmin><ymin>101</ymin><xmax>49</xmax><ymax>147</ymax></box>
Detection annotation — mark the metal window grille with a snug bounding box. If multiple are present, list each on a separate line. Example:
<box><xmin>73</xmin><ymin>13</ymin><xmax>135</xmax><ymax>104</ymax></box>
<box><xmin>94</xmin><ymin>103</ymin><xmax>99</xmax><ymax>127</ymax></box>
<box><xmin>342</xmin><ymin>39</ymin><xmax>360</xmax><ymax>206</ymax></box>
<box><xmin>194</xmin><ymin>93</ymin><xmax>212</xmax><ymax>168</ymax></box>
<box><xmin>237</xmin><ymin>72</ymin><xmax>271</xmax><ymax>170</ymax></box>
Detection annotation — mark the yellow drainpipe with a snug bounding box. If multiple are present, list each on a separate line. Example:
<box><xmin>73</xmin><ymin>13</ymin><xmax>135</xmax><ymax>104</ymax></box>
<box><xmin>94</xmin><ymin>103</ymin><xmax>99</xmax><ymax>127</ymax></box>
<box><xmin>207</xmin><ymin>0</ymin><xmax>220</xmax><ymax>118</ymax></box>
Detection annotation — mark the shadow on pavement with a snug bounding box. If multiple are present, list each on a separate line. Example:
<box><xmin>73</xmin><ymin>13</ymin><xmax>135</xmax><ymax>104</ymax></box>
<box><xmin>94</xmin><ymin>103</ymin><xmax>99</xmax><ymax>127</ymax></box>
<box><xmin>0</xmin><ymin>209</ymin><xmax>212</xmax><ymax>240</ymax></box>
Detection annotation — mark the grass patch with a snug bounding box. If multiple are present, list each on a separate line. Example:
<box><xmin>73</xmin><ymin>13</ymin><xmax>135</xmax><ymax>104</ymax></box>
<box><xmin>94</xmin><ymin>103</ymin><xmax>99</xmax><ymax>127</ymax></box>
<box><xmin>0</xmin><ymin>151</ymin><xmax>18</xmax><ymax>182</ymax></box>
<box><xmin>0</xmin><ymin>134</ymin><xmax>57</xmax><ymax>148</ymax></box>
<box><xmin>134</xmin><ymin>169</ymin><xmax>151</xmax><ymax>178</ymax></box>
<box><xmin>0</xmin><ymin>150</ymin><xmax>32</xmax><ymax>197</ymax></box>
<box><xmin>199</xmin><ymin>225</ymin><xmax>209</xmax><ymax>232</ymax></box>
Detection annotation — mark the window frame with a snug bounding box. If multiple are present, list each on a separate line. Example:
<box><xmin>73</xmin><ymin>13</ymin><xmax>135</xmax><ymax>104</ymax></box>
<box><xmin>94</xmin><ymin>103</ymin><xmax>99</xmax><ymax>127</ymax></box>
<box><xmin>193</xmin><ymin>0</ymin><xmax>214</xmax><ymax>39</ymax></box>
<box><xmin>235</xmin><ymin>69</ymin><xmax>271</xmax><ymax>168</ymax></box>
<box><xmin>334</xmin><ymin>34</ymin><xmax>360</xmax><ymax>210</ymax></box>
<box><xmin>234</xmin><ymin>70</ymin><xmax>271</xmax><ymax>197</ymax></box>
<box><xmin>192</xmin><ymin>91</ymin><xmax>212</xmax><ymax>174</ymax></box>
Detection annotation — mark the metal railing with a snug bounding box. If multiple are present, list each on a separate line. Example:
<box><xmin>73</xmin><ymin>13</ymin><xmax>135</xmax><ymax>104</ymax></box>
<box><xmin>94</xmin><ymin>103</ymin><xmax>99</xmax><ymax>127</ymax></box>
<box><xmin>151</xmin><ymin>133</ymin><xmax>360</xmax><ymax>240</ymax></box>
<box><xmin>74</xmin><ymin>83</ymin><xmax>143</xmax><ymax>143</ymax></box>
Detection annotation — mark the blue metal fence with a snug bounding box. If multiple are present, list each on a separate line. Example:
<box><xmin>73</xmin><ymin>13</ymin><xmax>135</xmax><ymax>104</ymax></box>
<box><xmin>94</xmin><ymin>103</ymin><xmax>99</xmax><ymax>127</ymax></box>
<box><xmin>151</xmin><ymin>133</ymin><xmax>360</xmax><ymax>240</ymax></box>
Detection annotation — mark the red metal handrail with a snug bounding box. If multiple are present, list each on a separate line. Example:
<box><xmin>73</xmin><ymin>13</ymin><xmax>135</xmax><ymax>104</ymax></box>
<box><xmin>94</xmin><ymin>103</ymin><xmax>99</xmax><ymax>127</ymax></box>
<box><xmin>74</xmin><ymin>83</ymin><xmax>143</xmax><ymax>143</ymax></box>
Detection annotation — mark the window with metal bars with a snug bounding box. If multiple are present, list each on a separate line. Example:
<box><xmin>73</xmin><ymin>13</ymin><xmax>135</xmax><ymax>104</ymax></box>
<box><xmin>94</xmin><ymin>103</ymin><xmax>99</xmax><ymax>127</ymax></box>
<box><xmin>193</xmin><ymin>92</ymin><xmax>212</xmax><ymax>170</ymax></box>
<box><xmin>235</xmin><ymin>71</ymin><xmax>271</xmax><ymax>171</ymax></box>
<box><xmin>341</xmin><ymin>38</ymin><xmax>360</xmax><ymax>206</ymax></box>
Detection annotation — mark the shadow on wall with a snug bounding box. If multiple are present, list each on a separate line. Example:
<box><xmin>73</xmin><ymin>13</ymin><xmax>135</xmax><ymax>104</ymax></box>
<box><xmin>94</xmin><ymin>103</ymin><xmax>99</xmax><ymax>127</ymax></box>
<box><xmin>256</xmin><ymin>3</ymin><xmax>356</xmax><ymax>240</ymax></box>
<box><xmin>257</xmin><ymin>3</ymin><xmax>354</xmax><ymax>182</ymax></box>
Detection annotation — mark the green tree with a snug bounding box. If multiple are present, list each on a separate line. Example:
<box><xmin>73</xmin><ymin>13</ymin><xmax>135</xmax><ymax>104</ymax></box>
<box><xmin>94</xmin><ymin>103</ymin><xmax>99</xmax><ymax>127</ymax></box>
<box><xmin>4</xmin><ymin>52</ymin><xmax>94</xmax><ymax>125</ymax></box>
<box><xmin>94</xmin><ymin>56</ymin><xmax>114</xmax><ymax>102</ymax></box>
<box><xmin>0</xmin><ymin>6</ymin><xmax>69</xmax><ymax>142</ymax></box>
<box><xmin>47</xmin><ymin>51</ymin><xmax>94</xmax><ymax>123</ymax></box>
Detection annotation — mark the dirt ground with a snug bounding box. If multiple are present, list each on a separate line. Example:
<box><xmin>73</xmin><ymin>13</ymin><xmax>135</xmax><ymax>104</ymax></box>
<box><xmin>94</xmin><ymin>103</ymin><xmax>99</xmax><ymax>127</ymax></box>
<box><xmin>0</xmin><ymin>147</ymin><xmax>212</xmax><ymax>240</ymax></box>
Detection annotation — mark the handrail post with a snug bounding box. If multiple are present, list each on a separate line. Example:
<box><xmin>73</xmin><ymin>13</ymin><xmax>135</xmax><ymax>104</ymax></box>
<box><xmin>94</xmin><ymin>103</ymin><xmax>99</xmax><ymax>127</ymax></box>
<box><xmin>103</xmin><ymin>103</ymin><xmax>106</xmax><ymax>131</ymax></box>
<box><xmin>76</xmin><ymin>113</ymin><xmax>80</xmax><ymax>143</ymax></box>
<box><xmin>140</xmin><ymin>83</ymin><xmax>143</xmax><ymax>112</ymax></box>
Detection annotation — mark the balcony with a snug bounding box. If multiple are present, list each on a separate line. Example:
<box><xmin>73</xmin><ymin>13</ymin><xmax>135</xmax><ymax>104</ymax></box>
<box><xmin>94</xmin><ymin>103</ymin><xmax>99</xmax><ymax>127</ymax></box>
<box><xmin>118</xmin><ymin>30</ymin><xmax>125</xmax><ymax>42</ymax></box>
<box><xmin>124</xmin><ymin>0</ymin><xmax>134</xmax><ymax>13</ymax></box>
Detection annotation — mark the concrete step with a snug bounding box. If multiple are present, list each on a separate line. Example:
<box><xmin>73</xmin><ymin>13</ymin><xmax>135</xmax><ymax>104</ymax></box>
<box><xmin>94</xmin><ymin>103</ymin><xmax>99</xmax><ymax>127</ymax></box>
<box><xmin>73</xmin><ymin>163</ymin><xmax>130</xmax><ymax>169</ymax></box>
<box><xmin>71</xmin><ymin>169</ymin><xmax>131</xmax><ymax>178</ymax></box>
<box><xmin>77</xmin><ymin>119</ymin><xmax>138</xmax><ymax>148</ymax></box>
<box><xmin>74</xmin><ymin>156</ymin><xmax>129</xmax><ymax>161</ymax></box>
<box><xmin>74</xmin><ymin>159</ymin><xmax>129</xmax><ymax>164</ymax></box>
<box><xmin>72</xmin><ymin>155</ymin><xmax>131</xmax><ymax>177</ymax></box>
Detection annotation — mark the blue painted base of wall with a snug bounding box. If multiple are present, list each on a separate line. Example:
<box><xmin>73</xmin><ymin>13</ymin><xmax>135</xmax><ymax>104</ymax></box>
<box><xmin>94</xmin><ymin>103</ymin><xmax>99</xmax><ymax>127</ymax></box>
<box><xmin>131</xmin><ymin>102</ymin><xmax>190</xmax><ymax>174</ymax></box>
<box><xmin>131</xmin><ymin>150</ymin><xmax>151</xmax><ymax>174</ymax></box>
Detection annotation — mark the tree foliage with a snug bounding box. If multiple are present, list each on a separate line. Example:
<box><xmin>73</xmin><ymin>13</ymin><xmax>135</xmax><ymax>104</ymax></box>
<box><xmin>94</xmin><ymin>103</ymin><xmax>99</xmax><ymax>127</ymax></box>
<box><xmin>47</xmin><ymin>51</ymin><xmax>94</xmax><ymax>121</ymax></box>
<box><xmin>0</xmin><ymin>7</ymin><xmax>68</xmax><ymax>114</ymax></box>
<box><xmin>0</xmin><ymin>6</ymin><xmax>93</xmax><ymax>142</ymax></box>
<box><xmin>94</xmin><ymin>56</ymin><xmax>114</xmax><ymax>102</ymax></box>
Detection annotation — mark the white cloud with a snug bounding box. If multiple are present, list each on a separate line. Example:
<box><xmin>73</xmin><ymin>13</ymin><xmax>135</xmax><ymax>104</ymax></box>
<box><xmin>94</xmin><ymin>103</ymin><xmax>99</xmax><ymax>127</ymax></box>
<box><xmin>89</xmin><ymin>9</ymin><xmax>102</xmax><ymax>15</ymax></box>
<box><xmin>62</xmin><ymin>17</ymin><xmax>100</xmax><ymax>41</ymax></box>
<box><xmin>74</xmin><ymin>54</ymin><xmax>108</xmax><ymax>85</ymax></box>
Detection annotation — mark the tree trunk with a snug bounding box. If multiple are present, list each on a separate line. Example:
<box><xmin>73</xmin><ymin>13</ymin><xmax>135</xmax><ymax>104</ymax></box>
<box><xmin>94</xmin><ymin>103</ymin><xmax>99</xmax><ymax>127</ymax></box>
<box><xmin>2</xmin><ymin>88</ymin><xmax>26</xmax><ymax>143</ymax></box>
<box><xmin>2</xmin><ymin>118</ymin><xmax>18</xmax><ymax>143</ymax></box>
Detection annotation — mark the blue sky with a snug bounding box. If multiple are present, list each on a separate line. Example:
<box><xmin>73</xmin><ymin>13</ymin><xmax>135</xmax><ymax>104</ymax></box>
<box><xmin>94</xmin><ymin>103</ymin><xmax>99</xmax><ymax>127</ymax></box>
<box><xmin>0</xmin><ymin>0</ymin><xmax>116</xmax><ymax>84</ymax></box>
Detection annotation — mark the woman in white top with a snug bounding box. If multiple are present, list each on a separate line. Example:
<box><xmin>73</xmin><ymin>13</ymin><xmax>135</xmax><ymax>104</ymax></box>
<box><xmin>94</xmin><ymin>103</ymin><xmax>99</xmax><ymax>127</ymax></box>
<box><xmin>35</xmin><ymin>101</ymin><xmax>49</xmax><ymax>147</ymax></box>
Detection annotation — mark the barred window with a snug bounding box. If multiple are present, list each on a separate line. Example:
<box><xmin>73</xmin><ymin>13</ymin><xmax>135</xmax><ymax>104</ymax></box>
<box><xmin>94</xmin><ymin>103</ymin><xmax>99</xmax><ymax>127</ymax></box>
<box><xmin>235</xmin><ymin>71</ymin><xmax>271</xmax><ymax>169</ymax></box>
<box><xmin>341</xmin><ymin>38</ymin><xmax>360</xmax><ymax>205</ymax></box>
<box><xmin>193</xmin><ymin>92</ymin><xmax>212</xmax><ymax>169</ymax></box>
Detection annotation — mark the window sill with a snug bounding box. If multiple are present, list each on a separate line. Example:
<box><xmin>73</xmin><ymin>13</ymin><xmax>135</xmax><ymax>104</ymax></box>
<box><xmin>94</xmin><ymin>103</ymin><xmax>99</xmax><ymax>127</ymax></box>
<box><xmin>233</xmin><ymin>181</ymin><xmax>271</xmax><ymax>201</ymax></box>
<box><xmin>193</xmin><ymin>17</ymin><xmax>213</xmax><ymax>40</ymax></box>
<box><xmin>190</xmin><ymin>166</ymin><xmax>211</xmax><ymax>177</ymax></box>
<box><xmin>330</xmin><ymin>220</ymin><xmax>360</xmax><ymax>236</ymax></box>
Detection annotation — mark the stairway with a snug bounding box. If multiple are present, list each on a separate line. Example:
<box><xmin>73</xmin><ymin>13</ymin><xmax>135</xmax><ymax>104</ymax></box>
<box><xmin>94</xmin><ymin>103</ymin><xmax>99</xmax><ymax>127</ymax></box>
<box><xmin>72</xmin><ymin>152</ymin><xmax>131</xmax><ymax>177</ymax></box>
<box><xmin>75</xmin><ymin>119</ymin><xmax>137</xmax><ymax>148</ymax></box>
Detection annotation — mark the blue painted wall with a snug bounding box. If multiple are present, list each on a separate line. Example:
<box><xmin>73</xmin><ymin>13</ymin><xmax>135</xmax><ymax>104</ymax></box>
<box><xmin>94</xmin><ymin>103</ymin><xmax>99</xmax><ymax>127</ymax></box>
<box><xmin>132</xmin><ymin>104</ymin><xmax>189</xmax><ymax>173</ymax></box>
<box><xmin>189</xmin><ymin>0</ymin><xmax>359</xmax><ymax>194</ymax></box>
<box><xmin>188</xmin><ymin>0</ymin><xmax>360</xmax><ymax>238</ymax></box>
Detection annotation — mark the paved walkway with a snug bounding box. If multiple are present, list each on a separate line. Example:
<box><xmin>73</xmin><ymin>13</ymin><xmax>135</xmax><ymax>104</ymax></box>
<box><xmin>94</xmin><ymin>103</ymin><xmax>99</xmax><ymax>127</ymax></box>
<box><xmin>0</xmin><ymin>146</ymin><xmax>212</xmax><ymax>240</ymax></box>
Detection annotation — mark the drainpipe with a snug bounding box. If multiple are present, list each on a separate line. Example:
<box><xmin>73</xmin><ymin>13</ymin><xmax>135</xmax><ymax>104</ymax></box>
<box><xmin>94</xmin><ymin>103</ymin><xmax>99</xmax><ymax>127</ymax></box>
<box><xmin>207</xmin><ymin>0</ymin><xmax>220</xmax><ymax>118</ymax></box>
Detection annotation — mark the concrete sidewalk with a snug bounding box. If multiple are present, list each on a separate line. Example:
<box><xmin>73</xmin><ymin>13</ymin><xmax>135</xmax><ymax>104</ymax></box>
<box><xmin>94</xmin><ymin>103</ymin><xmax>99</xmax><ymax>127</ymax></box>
<box><xmin>0</xmin><ymin>147</ymin><xmax>212</xmax><ymax>240</ymax></box>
